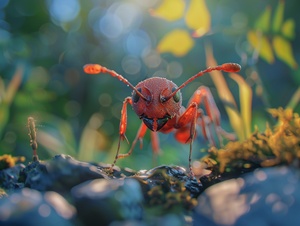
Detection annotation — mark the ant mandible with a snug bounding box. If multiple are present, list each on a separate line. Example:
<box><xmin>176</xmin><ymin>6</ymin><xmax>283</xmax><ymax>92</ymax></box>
<box><xmin>83</xmin><ymin>62</ymin><xmax>241</xmax><ymax>177</ymax></box>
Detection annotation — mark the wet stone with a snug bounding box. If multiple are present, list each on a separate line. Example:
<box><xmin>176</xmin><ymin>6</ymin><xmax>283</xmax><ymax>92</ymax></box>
<box><xmin>71</xmin><ymin>178</ymin><xmax>143</xmax><ymax>226</ymax></box>
<box><xmin>19</xmin><ymin>154</ymin><xmax>109</xmax><ymax>192</ymax></box>
<box><xmin>134</xmin><ymin>165</ymin><xmax>204</xmax><ymax>198</ymax></box>
<box><xmin>194</xmin><ymin>166</ymin><xmax>300</xmax><ymax>226</ymax></box>
<box><xmin>0</xmin><ymin>187</ymin><xmax>76</xmax><ymax>226</ymax></box>
<box><xmin>0</xmin><ymin>164</ymin><xmax>25</xmax><ymax>190</ymax></box>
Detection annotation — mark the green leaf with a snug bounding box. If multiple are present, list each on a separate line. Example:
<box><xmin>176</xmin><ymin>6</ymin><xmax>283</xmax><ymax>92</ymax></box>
<box><xmin>273</xmin><ymin>35</ymin><xmax>298</xmax><ymax>69</ymax></box>
<box><xmin>229</xmin><ymin>73</ymin><xmax>252</xmax><ymax>139</ymax></box>
<box><xmin>272</xmin><ymin>0</ymin><xmax>284</xmax><ymax>33</ymax></box>
<box><xmin>4</xmin><ymin>66</ymin><xmax>23</xmax><ymax>104</ymax></box>
<box><xmin>255</xmin><ymin>6</ymin><xmax>271</xmax><ymax>33</ymax></box>
<box><xmin>286</xmin><ymin>87</ymin><xmax>300</xmax><ymax>110</ymax></box>
<box><xmin>205</xmin><ymin>44</ymin><xmax>246</xmax><ymax>141</ymax></box>
<box><xmin>78</xmin><ymin>123</ymin><xmax>107</xmax><ymax>161</ymax></box>
<box><xmin>0</xmin><ymin>103</ymin><xmax>9</xmax><ymax>138</ymax></box>
<box><xmin>281</xmin><ymin>19</ymin><xmax>295</xmax><ymax>40</ymax></box>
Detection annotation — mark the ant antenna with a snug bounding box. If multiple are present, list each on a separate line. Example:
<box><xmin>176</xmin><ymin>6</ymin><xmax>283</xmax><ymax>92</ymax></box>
<box><xmin>162</xmin><ymin>63</ymin><xmax>241</xmax><ymax>102</ymax></box>
<box><xmin>83</xmin><ymin>64</ymin><xmax>147</xmax><ymax>101</ymax></box>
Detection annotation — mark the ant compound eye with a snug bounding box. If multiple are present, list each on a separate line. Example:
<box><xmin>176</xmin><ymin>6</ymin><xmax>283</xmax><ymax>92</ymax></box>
<box><xmin>132</xmin><ymin>88</ymin><xmax>142</xmax><ymax>103</ymax></box>
<box><xmin>172</xmin><ymin>87</ymin><xmax>180</xmax><ymax>103</ymax></box>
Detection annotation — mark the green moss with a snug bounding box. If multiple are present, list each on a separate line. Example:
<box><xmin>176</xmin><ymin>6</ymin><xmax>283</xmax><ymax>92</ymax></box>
<box><xmin>201</xmin><ymin>108</ymin><xmax>300</xmax><ymax>174</ymax></box>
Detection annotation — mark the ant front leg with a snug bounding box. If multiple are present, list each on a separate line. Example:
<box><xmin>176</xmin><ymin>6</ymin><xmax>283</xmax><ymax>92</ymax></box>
<box><xmin>110</xmin><ymin>103</ymin><xmax>149</xmax><ymax>172</ymax></box>
<box><xmin>110</xmin><ymin>97</ymin><xmax>132</xmax><ymax>171</ymax></box>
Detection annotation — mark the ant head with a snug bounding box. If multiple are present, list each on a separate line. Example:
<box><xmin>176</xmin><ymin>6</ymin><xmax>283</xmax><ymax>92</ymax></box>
<box><xmin>131</xmin><ymin>77</ymin><xmax>182</xmax><ymax>132</ymax></box>
<box><xmin>84</xmin><ymin>64</ymin><xmax>183</xmax><ymax>132</ymax></box>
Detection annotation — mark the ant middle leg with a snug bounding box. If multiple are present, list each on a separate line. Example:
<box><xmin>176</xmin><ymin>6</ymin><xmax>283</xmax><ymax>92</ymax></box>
<box><xmin>187</xmin><ymin>86</ymin><xmax>236</xmax><ymax>146</ymax></box>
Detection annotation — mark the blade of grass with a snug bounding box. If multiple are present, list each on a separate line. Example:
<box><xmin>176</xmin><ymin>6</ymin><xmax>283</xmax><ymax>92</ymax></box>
<box><xmin>229</xmin><ymin>73</ymin><xmax>252</xmax><ymax>138</ymax></box>
<box><xmin>78</xmin><ymin>114</ymin><xmax>108</xmax><ymax>161</ymax></box>
<box><xmin>0</xmin><ymin>66</ymin><xmax>23</xmax><ymax>137</ymax></box>
<box><xmin>205</xmin><ymin>44</ymin><xmax>245</xmax><ymax>140</ymax></box>
<box><xmin>286</xmin><ymin>87</ymin><xmax>300</xmax><ymax>109</ymax></box>
<box><xmin>37</xmin><ymin>113</ymin><xmax>77</xmax><ymax>157</ymax></box>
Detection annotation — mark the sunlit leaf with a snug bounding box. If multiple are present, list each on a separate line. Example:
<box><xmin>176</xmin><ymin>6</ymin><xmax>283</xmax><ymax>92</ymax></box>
<box><xmin>286</xmin><ymin>87</ymin><xmax>300</xmax><ymax>110</ymax></box>
<box><xmin>205</xmin><ymin>44</ymin><xmax>245</xmax><ymax>141</ymax></box>
<box><xmin>157</xmin><ymin>29</ymin><xmax>194</xmax><ymax>56</ymax></box>
<box><xmin>185</xmin><ymin>0</ymin><xmax>210</xmax><ymax>37</ymax></box>
<box><xmin>0</xmin><ymin>66</ymin><xmax>23</xmax><ymax>138</ymax></box>
<box><xmin>0</xmin><ymin>77</ymin><xmax>5</xmax><ymax>100</ymax></box>
<box><xmin>149</xmin><ymin>0</ymin><xmax>185</xmax><ymax>21</ymax></box>
<box><xmin>272</xmin><ymin>0</ymin><xmax>284</xmax><ymax>33</ymax></box>
<box><xmin>273</xmin><ymin>35</ymin><xmax>298</xmax><ymax>69</ymax></box>
<box><xmin>247</xmin><ymin>30</ymin><xmax>274</xmax><ymax>64</ymax></box>
<box><xmin>229</xmin><ymin>73</ymin><xmax>252</xmax><ymax>139</ymax></box>
<box><xmin>4</xmin><ymin>66</ymin><xmax>23</xmax><ymax>104</ymax></box>
<box><xmin>254</xmin><ymin>6</ymin><xmax>271</xmax><ymax>33</ymax></box>
<box><xmin>78</xmin><ymin>114</ymin><xmax>108</xmax><ymax>161</ymax></box>
<box><xmin>38</xmin><ymin>113</ymin><xmax>77</xmax><ymax>156</ymax></box>
<box><xmin>37</xmin><ymin>130</ymin><xmax>69</xmax><ymax>156</ymax></box>
<box><xmin>281</xmin><ymin>19</ymin><xmax>295</xmax><ymax>40</ymax></box>
<box><xmin>0</xmin><ymin>104</ymin><xmax>9</xmax><ymax>138</ymax></box>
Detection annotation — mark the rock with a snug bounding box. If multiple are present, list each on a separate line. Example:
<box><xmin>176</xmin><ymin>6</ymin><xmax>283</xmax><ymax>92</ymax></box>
<box><xmin>19</xmin><ymin>154</ymin><xmax>109</xmax><ymax>192</ymax></box>
<box><xmin>0</xmin><ymin>188</ymin><xmax>76</xmax><ymax>226</ymax></box>
<box><xmin>71</xmin><ymin>178</ymin><xmax>143</xmax><ymax>226</ymax></box>
<box><xmin>134</xmin><ymin>165</ymin><xmax>203</xmax><ymax>198</ymax></box>
<box><xmin>194</xmin><ymin>166</ymin><xmax>300</xmax><ymax>226</ymax></box>
<box><xmin>0</xmin><ymin>164</ymin><xmax>25</xmax><ymax>190</ymax></box>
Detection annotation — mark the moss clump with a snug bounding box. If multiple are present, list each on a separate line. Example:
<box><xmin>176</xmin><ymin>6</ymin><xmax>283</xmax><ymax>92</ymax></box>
<box><xmin>0</xmin><ymin>154</ymin><xmax>25</xmax><ymax>170</ymax></box>
<box><xmin>147</xmin><ymin>183</ymin><xmax>197</xmax><ymax>211</ymax></box>
<box><xmin>201</xmin><ymin>108</ymin><xmax>300</xmax><ymax>174</ymax></box>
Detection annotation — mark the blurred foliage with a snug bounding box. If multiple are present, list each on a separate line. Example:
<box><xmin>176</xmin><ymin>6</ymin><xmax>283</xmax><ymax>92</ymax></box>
<box><xmin>247</xmin><ymin>1</ymin><xmax>298</xmax><ymax>68</ymax></box>
<box><xmin>0</xmin><ymin>66</ymin><xmax>23</xmax><ymax>138</ymax></box>
<box><xmin>205</xmin><ymin>45</ymin><xmax>252</xmax><ymax>141</ymax></box>
<box><xmin>153</xmin><ymin>0</ymin><xmax>211</xmax><ymax>56</ymax></box>
<box><xmin>0</xmin><ymin>0</ymin><xmax>299</xmax><ymax>170</ymax></box>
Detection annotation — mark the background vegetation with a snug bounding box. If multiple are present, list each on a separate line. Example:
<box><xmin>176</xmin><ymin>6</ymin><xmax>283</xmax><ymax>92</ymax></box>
<box><xmin>0</xmin><ymin>0</ymin><xmax>299</xmax><ymax>170</ymax></box>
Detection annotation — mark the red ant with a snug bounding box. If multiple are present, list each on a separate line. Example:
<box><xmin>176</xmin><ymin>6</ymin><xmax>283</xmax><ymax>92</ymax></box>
<box><xmin>84</xmin><ymin>62</ymin><xmax>241</xmax><ymax>176</ymax></box>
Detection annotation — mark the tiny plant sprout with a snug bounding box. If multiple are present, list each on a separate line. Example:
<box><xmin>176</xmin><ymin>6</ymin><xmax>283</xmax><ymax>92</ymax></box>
<box><xmin>27</xmin><ymin>117</ymin><xmax>39</xmax><ymax>162</ymax></box>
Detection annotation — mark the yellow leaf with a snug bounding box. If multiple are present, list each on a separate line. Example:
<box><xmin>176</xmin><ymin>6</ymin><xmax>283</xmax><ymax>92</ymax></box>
<box><xmin>185</xmin><ymin>0</ymin><xmax>210</xmax><ymax>37</ymax></box>
<box><xmin>273</xmin><ymin>35</ymin><xmax>298</xmax><ymax>69</ymax></box>
<box><xmin>272</xmin><ymin>0</ymin><xmax>284</xmax><ymax>33</ymax></box>
<box><xmin>281</xmin><ymin>19</ymin><xmax>295</xmax><ymax>40</ymax></box>
<box><xmin>247</xmin><ymin>30</ymin><xmax>274</xmax><ymax>64</ymax></box>
<box><xmin>229</xmin><ymin>73</ymin><xmax>252</xmax><ymax>139</ymax></box>
<box><xmin>157</xmin><ymin>29</ymin><xmax>194</xmax><ymax>56</ymax></box>
<box><xmin>205</xmin><ymin>44</ymin><xmax>245</xmax><ymax>141</ymax></box>
<box><xmin>149</xmin><ymin>0</ymin><xmax>185</xmax><ymax>21</ymax></box>
<box><xmin>255</xmin><ymin>6</ymin><xmax>271</xmax><ymax>33</ymax></box>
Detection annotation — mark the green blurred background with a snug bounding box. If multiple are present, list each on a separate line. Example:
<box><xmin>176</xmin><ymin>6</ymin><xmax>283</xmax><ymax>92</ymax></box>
<box><xmin>0</xmin><ymin>0</ymin><xmax>299</xmax><ymax>170</ymax></box>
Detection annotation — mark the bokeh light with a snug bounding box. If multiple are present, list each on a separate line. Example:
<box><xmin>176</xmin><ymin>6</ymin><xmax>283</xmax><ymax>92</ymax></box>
<box><xmin>48</xmin><ymin>0</ymin><xmax>80</xmax><ymax>23</ymax></box>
